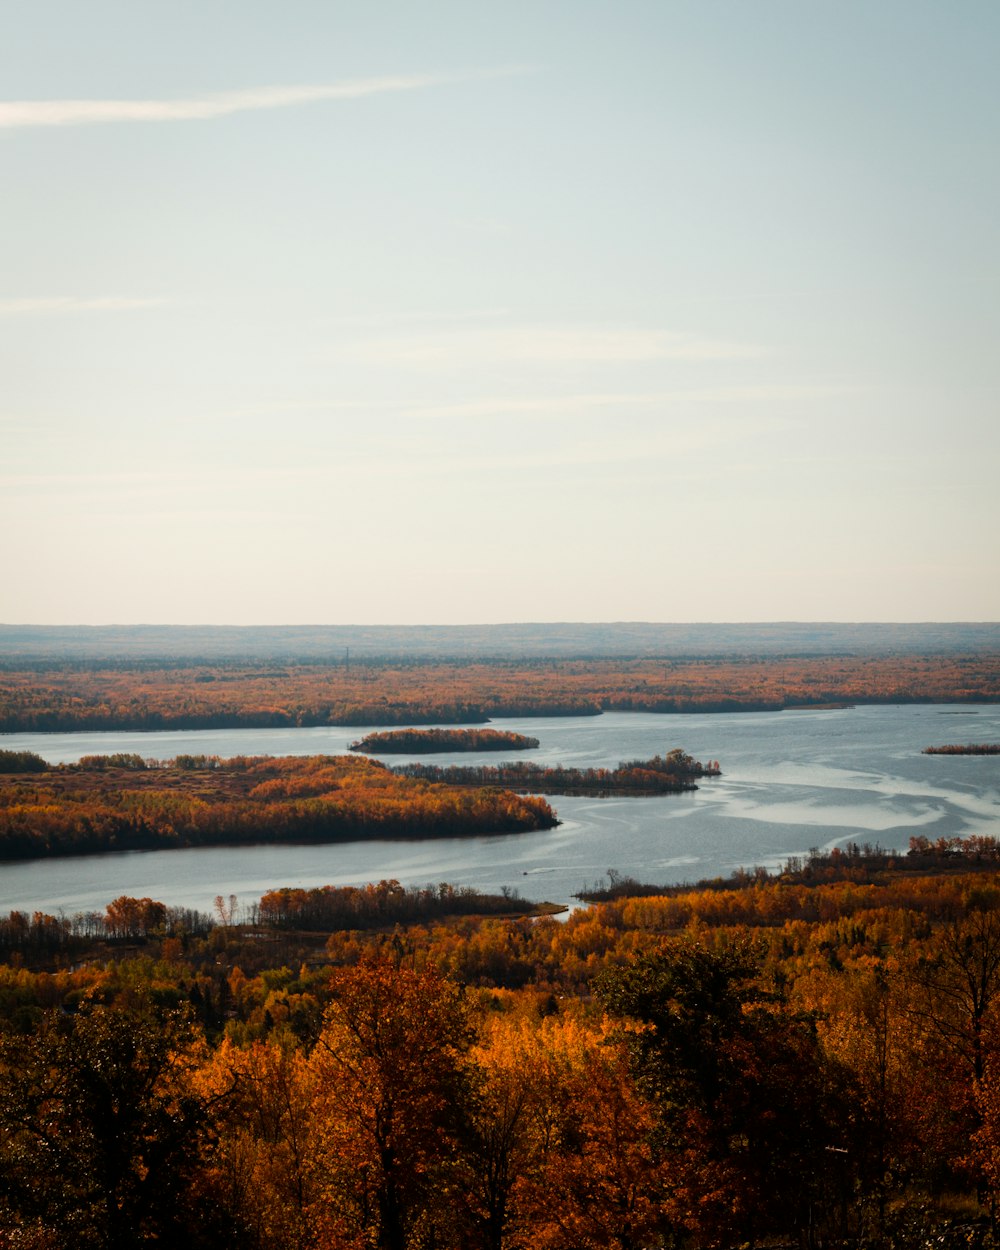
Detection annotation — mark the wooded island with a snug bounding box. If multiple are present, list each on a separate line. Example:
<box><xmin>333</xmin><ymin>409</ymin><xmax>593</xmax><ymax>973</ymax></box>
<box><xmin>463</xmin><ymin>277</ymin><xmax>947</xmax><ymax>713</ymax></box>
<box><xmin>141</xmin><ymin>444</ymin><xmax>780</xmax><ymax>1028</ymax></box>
<box><xmin>350</xmin><ymin>727</ymin><xmax>540</xmax><ymax>753</ymax></box>
<box><xmin>395</xmin><ymin>748</ymin><xmax>720</xmax><ymax>795</ymax></box>
<box><xmin>923</xmin><ymin>743</ymin><xmax>1000</xmax><ymax>755</ymax></box>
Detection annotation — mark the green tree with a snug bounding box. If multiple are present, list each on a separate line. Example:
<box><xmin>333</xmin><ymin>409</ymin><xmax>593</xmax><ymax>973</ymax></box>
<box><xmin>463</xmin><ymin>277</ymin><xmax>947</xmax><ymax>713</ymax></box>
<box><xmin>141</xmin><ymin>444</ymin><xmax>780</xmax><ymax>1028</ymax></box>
<box><xmin>597</xmin><ymin>939</ymin><xmax>855</xmax><ymax>1247</ymax></box>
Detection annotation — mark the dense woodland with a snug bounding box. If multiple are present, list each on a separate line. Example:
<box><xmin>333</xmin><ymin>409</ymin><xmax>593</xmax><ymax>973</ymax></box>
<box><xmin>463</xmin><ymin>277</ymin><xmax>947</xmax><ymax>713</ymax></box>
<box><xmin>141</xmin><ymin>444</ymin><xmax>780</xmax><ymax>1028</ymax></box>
<box><xmin>0</xmin><ymin>754</ymin><xmax>556</xmax><ymax>862</ymax></box>
<box><xmin>349</xmin><ymin>728</ymin><xmax>540</xmax><ymax>753</ymax></box>
<box><xmin>1</xmin><ymin>651</ymin><xmax>999</xmax><ymax>731</ymax></box>
<box><xmin>8</xmin><ymin>847</ymin><xmax>1000</xmax><ymax>1247</ymax></box>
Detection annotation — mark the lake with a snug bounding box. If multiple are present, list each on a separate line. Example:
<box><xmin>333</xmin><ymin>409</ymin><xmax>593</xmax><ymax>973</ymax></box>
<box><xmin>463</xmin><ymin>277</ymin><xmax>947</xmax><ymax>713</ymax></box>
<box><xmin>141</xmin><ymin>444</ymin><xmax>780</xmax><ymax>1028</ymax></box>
<box><xmin>2</xmin><ymin>704</ymin><xmax>999</xmax><ymax>916</ymax></box>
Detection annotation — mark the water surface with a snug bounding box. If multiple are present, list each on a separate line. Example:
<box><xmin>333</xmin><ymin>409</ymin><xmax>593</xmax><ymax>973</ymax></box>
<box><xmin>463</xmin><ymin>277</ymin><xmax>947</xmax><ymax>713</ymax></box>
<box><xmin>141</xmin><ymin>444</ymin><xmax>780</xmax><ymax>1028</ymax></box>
<box><xmin>2</xmin><ymin>705</ymin><xmax>998</xmax><ymax>915</ymax></box>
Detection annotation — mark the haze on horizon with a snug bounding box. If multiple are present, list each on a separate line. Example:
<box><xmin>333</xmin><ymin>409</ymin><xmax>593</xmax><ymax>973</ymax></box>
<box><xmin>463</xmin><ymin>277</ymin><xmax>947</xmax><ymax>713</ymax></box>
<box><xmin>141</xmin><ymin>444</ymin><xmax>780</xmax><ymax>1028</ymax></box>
<box><xmin>2</xmin><ymin>2</ymin><xmax>998</xmax><ymax>628</ymax></box>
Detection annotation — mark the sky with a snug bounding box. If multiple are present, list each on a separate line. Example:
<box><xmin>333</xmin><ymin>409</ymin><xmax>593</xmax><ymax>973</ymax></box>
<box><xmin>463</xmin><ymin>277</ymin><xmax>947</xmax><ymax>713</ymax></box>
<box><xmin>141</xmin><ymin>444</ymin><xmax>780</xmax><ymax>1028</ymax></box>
<box><xmin>2</xmin><ymin>1</ymin><xmax>998</xmax><ymax>626</ymax></box>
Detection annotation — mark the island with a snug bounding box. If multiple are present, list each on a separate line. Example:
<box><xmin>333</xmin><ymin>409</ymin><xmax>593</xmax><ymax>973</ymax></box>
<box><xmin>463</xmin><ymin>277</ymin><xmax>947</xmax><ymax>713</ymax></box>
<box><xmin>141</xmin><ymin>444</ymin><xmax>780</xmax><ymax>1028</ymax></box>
<box><xmin>349</xmin><ymin>727</ymin><xmax>540</xmax><ymax>753</ymax></box>
<box><xmin>394</xmin><ymin>748</ymin><xmax>721</xmax><ymax>795</ymax></box>
<box><xmin>922</xmin><ymin>743</ymin><xmax>1000</xmax><ymax>755</ymax></box>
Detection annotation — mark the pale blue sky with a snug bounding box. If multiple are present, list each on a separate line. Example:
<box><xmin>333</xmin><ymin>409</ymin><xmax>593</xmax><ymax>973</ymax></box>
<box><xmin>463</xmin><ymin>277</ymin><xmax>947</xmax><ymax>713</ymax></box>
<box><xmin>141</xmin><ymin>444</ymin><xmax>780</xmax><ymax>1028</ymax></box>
<box><xmin>2</xmin><ymin>1</ymin><xmax>998</xmax><ymax>624</ymax></box>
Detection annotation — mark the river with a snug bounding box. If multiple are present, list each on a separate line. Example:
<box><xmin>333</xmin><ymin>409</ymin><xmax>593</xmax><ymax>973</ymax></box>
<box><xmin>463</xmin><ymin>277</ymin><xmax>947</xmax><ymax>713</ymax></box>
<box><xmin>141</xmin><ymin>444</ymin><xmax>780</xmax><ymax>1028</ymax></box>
<box><xmin>2</xmin><ymin>704</ymin><xmax>999</xmax><ymax>915</ymax></box>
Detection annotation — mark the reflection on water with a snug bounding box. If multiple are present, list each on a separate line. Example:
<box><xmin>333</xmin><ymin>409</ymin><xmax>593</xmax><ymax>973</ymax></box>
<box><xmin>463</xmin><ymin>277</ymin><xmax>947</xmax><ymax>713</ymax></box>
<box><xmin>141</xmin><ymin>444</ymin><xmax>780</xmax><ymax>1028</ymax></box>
<box><xmin>1</xmin><ymin>704</ymin><xmax>999</xmax><ymax>913</ymax></box>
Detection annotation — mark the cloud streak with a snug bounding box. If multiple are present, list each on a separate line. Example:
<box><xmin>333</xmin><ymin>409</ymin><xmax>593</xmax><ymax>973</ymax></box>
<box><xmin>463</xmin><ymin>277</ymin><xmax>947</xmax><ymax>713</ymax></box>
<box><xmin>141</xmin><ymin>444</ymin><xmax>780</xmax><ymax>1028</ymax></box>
<box><xmin>0</xmin><ymin>70</ymin><xmax>525</xmax><ymax>130</ymax></box>
<box><xmin>0</xmin><ymin>297</ymin><xmax>164</xmax><ymax>315</ymax></box>
<box><xmin>399</xmin><ymin>384</ymin><xmax>845</xmax><ymax>420</ymax></box>
<box><xmin>345</xmin><ymin>325</ymin><xmax>767</xmax><ymax>368</ymax></box>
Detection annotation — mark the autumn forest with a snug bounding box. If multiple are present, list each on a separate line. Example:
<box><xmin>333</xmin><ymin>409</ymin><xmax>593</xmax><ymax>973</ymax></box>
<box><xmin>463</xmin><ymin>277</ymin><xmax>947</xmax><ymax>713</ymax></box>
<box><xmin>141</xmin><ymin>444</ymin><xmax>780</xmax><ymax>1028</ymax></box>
<box><xmin>2</xmin><ymin>642</ymin><xmax>1000</xmax><ymax>1248</ymax></box>
<box><xmin>6</xmin><ymin>847</ymin><xmax>1000</xmax><ymax>1248</ymax></box>
<box><xmin>2</xmin><ymin>651</ymin><xmax>999</xmax><ymax>732</ymax></box>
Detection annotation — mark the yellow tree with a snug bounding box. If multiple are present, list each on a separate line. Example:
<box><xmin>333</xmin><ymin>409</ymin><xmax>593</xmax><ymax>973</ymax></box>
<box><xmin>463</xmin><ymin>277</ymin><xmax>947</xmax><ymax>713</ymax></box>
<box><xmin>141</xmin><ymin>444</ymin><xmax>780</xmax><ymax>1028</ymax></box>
<box><xmin>524</xmin><ymin>1031</ymin><xmax>668</xmax><ymax>1250</ymax></box>
<box><xmin>795</xmin><ymin>955</ymin><xmax>915</xmax><ymax>1240</ymax></box>
<box><xmin>307</xmin><ymin>957</ymin><xmax>473</xmax><ymax>1250</ymax></box>
<box><xmin>898</xmin><ymin>890</ymin><xmax>1000</xmax><ymax>1197</ymax></box>
<box><xmin>462</xmin><ymin>1015</ymin><xmax>540</xmax><ymax>1250</ymax></box>
<box><xmin>464</xmin><ymin>1011</ymin><xmax>670</xmax><ymax>1250</ymax></box>
<box><xmin>196</xmin><ymin>1038</ymin><xmax>316</xmax><ymax>1250</ymax></box>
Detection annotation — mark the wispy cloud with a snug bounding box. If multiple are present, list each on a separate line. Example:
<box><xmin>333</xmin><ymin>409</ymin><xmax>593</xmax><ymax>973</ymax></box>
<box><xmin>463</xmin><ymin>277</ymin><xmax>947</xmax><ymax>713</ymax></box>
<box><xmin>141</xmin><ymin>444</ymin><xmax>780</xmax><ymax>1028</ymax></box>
<box><xmin>195</xmin><ymin>382</ymin><xmax>846</xmax><ymax>425</ymax></box>
<box><xmin>0</xmin><ymin>296</ymin><xmax>164</xmax><ymax>315</ymax></box>
<box><xmin>399</xmin><ymin>385</ymin><xmax>844</xmax><ymax>420</ymax></box>
<box><xmin>330</xmin><ymin>307</ymin><xmax>512</xmax><ymax>330</ymax></box>
<box><xmin>345</xmin><ymin>325</ymin><xmax>766</xmax><ymax>367</ymax></box>
<box><xmin>0</xmin><ymin>69</ymin><xmax>527</xmax><ymax>130</ymax></box>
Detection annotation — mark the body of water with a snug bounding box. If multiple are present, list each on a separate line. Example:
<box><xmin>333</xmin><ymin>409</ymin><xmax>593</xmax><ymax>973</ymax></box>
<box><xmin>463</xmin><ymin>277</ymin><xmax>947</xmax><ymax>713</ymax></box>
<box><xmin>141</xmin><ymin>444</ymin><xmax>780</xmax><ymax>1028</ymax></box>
<box><xmin>2</xmin><ymin>704</ymin><xmax>999</xmax><ymax>915</ymax></box>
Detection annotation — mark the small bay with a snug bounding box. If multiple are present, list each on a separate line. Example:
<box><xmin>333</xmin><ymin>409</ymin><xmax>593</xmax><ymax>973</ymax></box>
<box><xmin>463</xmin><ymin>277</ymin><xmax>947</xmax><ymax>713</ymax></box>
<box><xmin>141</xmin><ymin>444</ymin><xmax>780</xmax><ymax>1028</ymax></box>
<box><xmin>1</xmin><ymin>704</ymin><xmax>998</xmax><ymax>915</ymax></box>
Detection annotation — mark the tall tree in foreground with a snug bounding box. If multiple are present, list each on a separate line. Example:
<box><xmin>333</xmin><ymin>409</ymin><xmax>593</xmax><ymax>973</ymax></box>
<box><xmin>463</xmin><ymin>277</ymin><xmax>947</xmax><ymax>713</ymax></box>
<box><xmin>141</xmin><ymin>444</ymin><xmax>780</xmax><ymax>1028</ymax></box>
<box><xmin>802</xmin><ymin>959</ymin><xmax>912</xmax><ymax>1243</ymax></box>
<box><xmin>460</xmin><ymin>1012</ymin><xmax>669</xmax><ymax>1250</ymax></box>
<box><xmin>197</xmin><ymin>1037</ymin><xmax>316</xmax><ymax>1250</ymax></box>
<box><xmin>308</xmin><ymin>957</ymin><xmax>473</xmax><ymax>1250</ymax></box>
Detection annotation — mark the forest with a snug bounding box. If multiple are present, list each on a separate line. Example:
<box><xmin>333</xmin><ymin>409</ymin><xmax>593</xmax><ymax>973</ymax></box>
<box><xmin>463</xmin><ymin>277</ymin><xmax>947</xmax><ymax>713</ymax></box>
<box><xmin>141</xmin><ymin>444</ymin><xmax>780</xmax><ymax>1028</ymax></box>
<box><xmin>349</xmin><ymin>728</ymin><xmax>540</xmax><ymax>753</ymax></box>
<box><xmin>1</xmin><ymin>650</ymin><xmax>999</xmax><ymax>731</ymax></box>
<box><xmin>5</xmin><ymin>846</ymin><xmax>1000</xmax><ymax>1247</ymax></box>
<box><xmin>0</xmin><ymin>753</ymin><xmax>556</xmax><ymax>862</ymax></box>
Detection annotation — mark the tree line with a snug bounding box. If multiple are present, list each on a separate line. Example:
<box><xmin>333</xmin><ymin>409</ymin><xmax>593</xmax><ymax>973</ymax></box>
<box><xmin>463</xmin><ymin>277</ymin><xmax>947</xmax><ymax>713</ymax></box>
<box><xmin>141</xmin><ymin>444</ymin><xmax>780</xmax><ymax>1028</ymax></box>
<box><xmin>1</xmin><ymin>651</ymin><xmax>997</xmax><ymax>731</ymax></box>
<box><xmin>394</xmin><ymin>749</ymin><xmax>720</xmax><ymax>795</ymax></box>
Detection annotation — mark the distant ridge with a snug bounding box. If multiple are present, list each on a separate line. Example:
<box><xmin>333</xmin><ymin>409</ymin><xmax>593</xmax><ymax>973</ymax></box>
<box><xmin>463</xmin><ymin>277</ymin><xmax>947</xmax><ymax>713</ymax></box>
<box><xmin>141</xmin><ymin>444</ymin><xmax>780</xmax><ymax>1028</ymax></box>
<box><xmin>1</xmin><ymin>622</ymin><xmax>998</xmax><ymax>662</ymax></box>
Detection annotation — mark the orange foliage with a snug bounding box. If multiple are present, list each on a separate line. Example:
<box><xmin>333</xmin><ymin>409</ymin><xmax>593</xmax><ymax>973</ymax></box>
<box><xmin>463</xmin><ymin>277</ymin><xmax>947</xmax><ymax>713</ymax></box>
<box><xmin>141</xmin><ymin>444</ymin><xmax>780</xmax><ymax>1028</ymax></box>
<box><xmin>1</xmin><ymin>651</ymin><xmax>998</xmax><ymax>731</ymax></box>
<box><xmin>9</xmin><ymin>866</ymin><xmax>1000</xmax><ymax>1245</ymax></box>
<box><xmin>0</xmin><ymin>754</ymin><xmax>556</xmax><ymax>861</ymax></box>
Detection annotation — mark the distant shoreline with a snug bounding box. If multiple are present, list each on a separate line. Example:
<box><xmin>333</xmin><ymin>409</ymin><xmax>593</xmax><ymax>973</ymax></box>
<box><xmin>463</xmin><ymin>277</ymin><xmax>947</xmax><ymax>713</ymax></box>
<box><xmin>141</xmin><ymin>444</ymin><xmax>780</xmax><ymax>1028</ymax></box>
<box><xmin>2</xmin><ymin>620</ymin><xmax>999</xmax><ymax>662</ymax></box>
<box><xmin>2</xmin><ymin>649</ymin><xmax>998</xmax><ymax>734</ymax></box>
<box><xmin>4</xmin><ymin>697</ymin><xmax>999</xmax><ymax>735</ymax></box>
